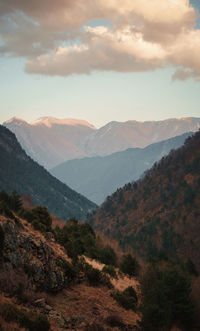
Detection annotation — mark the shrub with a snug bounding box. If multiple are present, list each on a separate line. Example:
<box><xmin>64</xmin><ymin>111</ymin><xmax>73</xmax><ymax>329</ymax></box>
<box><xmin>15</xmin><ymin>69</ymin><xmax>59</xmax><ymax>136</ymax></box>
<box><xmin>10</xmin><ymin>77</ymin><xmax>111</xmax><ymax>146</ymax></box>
<box><xmin>54</xmin><ymin>219</ymin><xmax>96</xmax><ymax>260</ymax></box>
<box><xmin>85</xmin><ymin>264</ymin><xmax>112</xmax><ymax>288</ymax></box>
<box><xmin>0</xmin><ymin>191</ymin><xmax>22</xmax><ymax>212</ymax></box>
<box><xmin>24</xmin><ymin>263</ymin><xmax>35</xmax><ymax>278</ymax></box>
<box><xmin>19</xmin><ymin>208</ymin><xmax>35</xmax><ymax>222</ymax></box>
<box><xmin>1</xmin><ymin>303</ymin><xmax>19</xmax><ymax>322</ymax></box>
<box><xmin>31</xmin><ymin>207</ymin><xmax>52</xmax><ymax>232</ymax></box>
<box><xmin>9</xmin><ymin>191</ymin><xmax>22</xmax><ymax>212</ymax></box>
<box><xmin>0</xmin><ymin>303</ymin><xmax>50</xmax><ymax>331</ymax></box>
<box><xmin>111</xmin><ymin>286</ymin><xmax>138</xmax><ymax>310</ymax></box>
<box><xmin>140</xmin><ymin>264</ymin><xmax>194</xmax><ymax>330</ymax></box>
<box><xmin>102</xmin><ymin>265</ymin><xmax>117</xmax><ymax>279</ymax></box>
<box><xmin>120</xmin><ymin>254</ymin><xmax>139</xmax><ymax>276</ymax></box>
<box><xmin>22</xmin><ymin>313</ymin><xmax>50</xmax><ymax>331</ymax></box>
<box><xmin>0</xmin><ymin>202</ymin><xmax>15</xmax><ymax>219</ymax></box>
<box><xmin>19</xmin><ymin>206</ymin><xmax>53</xmax><ymax>233</ymax></box>
<box><xmin>86</xmin><ymin>266</ymin><xmax>103</xmax><ymax>286</ymax></box>
<box><xmin>0</xmin><ymin>225</ymin><xmax>4</xmax><ymax>256</ymax></box>
<box><xmin>85</xmin><ymin>323</ymin><xmax>105</xmax><ymax>331</ymax></box>
<box><xmin>14</xmin><ymin>282</ymin><xmax>27</xmax><ymax>303</ymax></box>
<box><xmin>97</xmin><ymin>245</ymin><xmax>117</xmax><ymax>266</ymax></box>
<box><xmin>56</xmin><ymin>259</ymin><xmax>77</xmax><ymax>281</ymax></box>
<box><xmin>185</xmin><ymin>259</ymin><xmax>199</xmax><ymax>277</ymax></box>
<box><xmin>105</xmin><ymin>314</ymin><xmax>124</xmax><ymax>328</ymax></box>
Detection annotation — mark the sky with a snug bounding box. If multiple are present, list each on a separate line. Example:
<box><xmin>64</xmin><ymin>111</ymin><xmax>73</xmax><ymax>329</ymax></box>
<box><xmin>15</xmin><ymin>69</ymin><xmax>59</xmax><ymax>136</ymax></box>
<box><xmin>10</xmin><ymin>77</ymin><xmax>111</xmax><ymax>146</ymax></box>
<box><xmin>0</xmin><ymin>0</ymin><xmax>200</xmax><ymax>128</ymax></box>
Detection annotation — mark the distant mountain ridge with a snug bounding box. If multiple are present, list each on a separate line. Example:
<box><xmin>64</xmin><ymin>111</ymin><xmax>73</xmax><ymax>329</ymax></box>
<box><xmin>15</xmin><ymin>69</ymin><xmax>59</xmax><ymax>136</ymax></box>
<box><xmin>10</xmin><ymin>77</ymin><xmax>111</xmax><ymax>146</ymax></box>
<box><xmin>51</xmin><ymin>132</ymin><xmax>193</xmax><ymax>204</ymax></box>
<box><xmin>83</xmin><ymin>117</ymin><xmax>200</xmax><ymax>157</ymax></box>
<box><xmin>3</xmin><ymin>117</ymin><xmax>96</xmax><ymax>169</ymax></box>
<box><xmin>0</xmin><ymin>125</ymin><xmax>96</xmax><ymax>220</ymax></box>
<box><xmin>3</xmin><ymin>117</ymin><xmax>200</xmax><ymax>169</ymax></box>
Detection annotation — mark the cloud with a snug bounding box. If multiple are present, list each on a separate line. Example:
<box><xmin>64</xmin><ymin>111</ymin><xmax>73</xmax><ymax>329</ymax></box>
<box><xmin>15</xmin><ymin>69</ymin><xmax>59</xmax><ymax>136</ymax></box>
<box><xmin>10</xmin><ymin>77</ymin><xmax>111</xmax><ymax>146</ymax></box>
<box><xmin>0</xmin><ymin>0</ymin><xmax>200</xmax><ymax>80</ymax></box>
<box><xmin>172</xmin><ymin>68</ymin><xmax>200</xmax><ymax>81</ymax></box>
<box><xmin>26</xmin><ymin>26</ymin><xmax>166</xmax><ymax>75</ymax></box>
<box><xmin>1</xmin><ymin>0</ymin><xmax>194</xmax><ymax>26</ymax></box>
<box><xmin>0</xmin><ymin>0</ymin><xmax>101</xmax><ymax>28</ymax></box>
<box><xmin>102</xmin><ymin>0</ymin><xmax>195</xmax><ymax>26</ymax></box>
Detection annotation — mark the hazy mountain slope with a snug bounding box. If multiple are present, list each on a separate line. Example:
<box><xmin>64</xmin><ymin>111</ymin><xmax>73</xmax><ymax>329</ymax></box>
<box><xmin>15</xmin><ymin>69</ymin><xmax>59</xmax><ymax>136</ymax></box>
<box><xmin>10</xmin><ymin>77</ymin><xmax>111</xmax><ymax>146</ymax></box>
<box><xmin>83</xmin><ymin>117</ymin><xmax>200</xmax><ymax>157</ymax></box>
<box><xmin>4</xmin><ymin>117</ymin><xmax>96</xmax><ymax>169</ymax></box>
<box><xmin>0</xmin><ymin>125</ymin><xmax>96</xmax><ymax>220</ymax></box>
<box><xmin>51</xmin><ymin>132</ymin><xmax>192</xmax><ymax>204</ymax></box>
<box><xmin>89</xmin><ymin>130</ymin><xmax>200</xmax><ymax>268</ymax></box>
<box><xmin>4</xmin><ymin>117</ymin><xmax>200</xmax><ymax>170</ymax></box>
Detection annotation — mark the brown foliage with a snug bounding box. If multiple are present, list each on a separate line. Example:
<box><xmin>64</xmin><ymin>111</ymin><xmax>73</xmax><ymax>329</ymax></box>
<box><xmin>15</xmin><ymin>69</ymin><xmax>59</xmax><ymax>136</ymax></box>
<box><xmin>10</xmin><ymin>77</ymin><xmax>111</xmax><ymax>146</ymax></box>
<box><xmin>91</xmin><ymin>131</ymin><xmax>200</xmax><ymax>269</ymax></box>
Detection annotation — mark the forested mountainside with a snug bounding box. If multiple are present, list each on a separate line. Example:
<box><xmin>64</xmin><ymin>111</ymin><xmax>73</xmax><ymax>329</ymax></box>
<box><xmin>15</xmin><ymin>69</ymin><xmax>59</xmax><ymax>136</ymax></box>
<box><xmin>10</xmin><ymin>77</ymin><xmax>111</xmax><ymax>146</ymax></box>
<box><xmin>4</xmin><ymin>117</ymin><xmax>200</xmax><ymax>169</ymax></box>
<box><xmin>0</xmin><ymin>125</ymin><xmax>96</xmax><ymax>220</ymax></box>
<box><xmin>51</xmin><ymin>132</ymin><xmax>192</xmax><ymax>204</ymax></box>
<box><xmin>89</xmin><ymin>130</ymin><xmax>200</xmax><ymax>269</ymax></box>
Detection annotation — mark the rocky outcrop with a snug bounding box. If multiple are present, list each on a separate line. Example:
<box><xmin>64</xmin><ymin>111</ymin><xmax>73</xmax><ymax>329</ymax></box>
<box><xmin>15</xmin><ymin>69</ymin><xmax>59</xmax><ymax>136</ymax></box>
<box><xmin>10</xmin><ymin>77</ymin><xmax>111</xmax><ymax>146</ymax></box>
<box><xmin>0</xmin><ymin>215</ymin><xmax>141</xmax><ymax>331</ymax></box>
<box><xmin>0</xmin><ymin>216</ymin><xmax>72</xmax><ymax>292</ymax></box>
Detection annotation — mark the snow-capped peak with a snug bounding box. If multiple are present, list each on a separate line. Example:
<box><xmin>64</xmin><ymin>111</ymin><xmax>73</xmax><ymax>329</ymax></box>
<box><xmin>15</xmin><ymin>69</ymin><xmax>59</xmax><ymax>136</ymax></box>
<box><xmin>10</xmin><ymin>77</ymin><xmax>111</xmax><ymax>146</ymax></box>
<box><xmin>3</xmin><ymin>117</ymin><xmax>28</xmax><ymax>126</ymax></box>
<box><xmin>31</xmin><ymin>117</ymin><xmax>96</xmax><ymax>129</ymax></box>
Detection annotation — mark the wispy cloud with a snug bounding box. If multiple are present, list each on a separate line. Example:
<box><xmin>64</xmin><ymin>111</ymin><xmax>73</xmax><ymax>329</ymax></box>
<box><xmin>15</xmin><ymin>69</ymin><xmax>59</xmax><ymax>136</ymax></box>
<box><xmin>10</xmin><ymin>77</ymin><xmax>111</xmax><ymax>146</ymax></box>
<box><xmin>0</xmin><ymin>0</ymin><xmax>200</xmax><ymax>80</ymax></box>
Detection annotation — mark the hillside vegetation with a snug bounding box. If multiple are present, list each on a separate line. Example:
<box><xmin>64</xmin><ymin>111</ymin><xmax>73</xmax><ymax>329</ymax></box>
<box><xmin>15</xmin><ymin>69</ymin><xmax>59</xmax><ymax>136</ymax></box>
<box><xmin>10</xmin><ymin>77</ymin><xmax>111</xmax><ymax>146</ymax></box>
<box><xmin>0</xmin><ymin>191</ymin><xmax>141</xmax><ymax>330</ymax></box>
<box><xmin>0</xmin><ymin>125</ymin><xmax>96</xmax><ymax>220</ymax></box>
<box><xmin>89</xmin><ymin>130</ymin><xmax>200</xmax><ymax>269</ymax></box>
<box><xmin>0</xmin><ymin>191</ymin><xmax>198</xmax><ymax>330</ymax></box>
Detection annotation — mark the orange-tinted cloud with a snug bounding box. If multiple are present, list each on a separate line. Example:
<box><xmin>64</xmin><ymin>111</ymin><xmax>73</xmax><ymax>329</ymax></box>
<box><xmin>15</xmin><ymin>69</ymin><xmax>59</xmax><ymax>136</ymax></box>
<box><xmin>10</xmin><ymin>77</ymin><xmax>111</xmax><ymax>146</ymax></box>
<box><xmin>1</xmin><ymin>0</ymin><xmax>200</xmax><ymax>80</ymax></box>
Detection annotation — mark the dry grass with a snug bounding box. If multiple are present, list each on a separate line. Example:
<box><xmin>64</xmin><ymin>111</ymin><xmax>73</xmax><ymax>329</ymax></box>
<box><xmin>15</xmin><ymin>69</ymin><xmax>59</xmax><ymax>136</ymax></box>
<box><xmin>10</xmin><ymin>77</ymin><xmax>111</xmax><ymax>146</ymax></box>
<box><xmin>84</xmin><ymin>256</ymin><xmax>140</xmax><ymax>292</ymax></box>
<box><xmin>0</xmin><ymin>215</ymin><xmax>140</xmax><ymax>330</ymax></box>
<box><xmin>51</xmin><ymin>215</ymin><xmax>65</xmax><ymax>229</ymax></box>
<box><xmin>48</xmin><ymin>283</ymin><xmax>140</xmax><ymax>330</ymax></box>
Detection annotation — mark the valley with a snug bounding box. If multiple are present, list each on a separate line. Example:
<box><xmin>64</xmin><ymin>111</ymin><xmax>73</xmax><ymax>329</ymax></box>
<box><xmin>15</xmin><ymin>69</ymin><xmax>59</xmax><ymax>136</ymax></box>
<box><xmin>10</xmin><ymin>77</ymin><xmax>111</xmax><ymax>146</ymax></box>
<box><xmin>0</xmin><ymin>118</ymin><xmax>200</xmax><ymax>331</ymax></box>
<box><xmin>4</xmin><ymin>117</ymin><xmax>200</xmax><ymax>169</ymax></box>
<box><xmin>1</xmin><ymin>1</ymin><xmax>200</xmax><ymax>329</ymax></box>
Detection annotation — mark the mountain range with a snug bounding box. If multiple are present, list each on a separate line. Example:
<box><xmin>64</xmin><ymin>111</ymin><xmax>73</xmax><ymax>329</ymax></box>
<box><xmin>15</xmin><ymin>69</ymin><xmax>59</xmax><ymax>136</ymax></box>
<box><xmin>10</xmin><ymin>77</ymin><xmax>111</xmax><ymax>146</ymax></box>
<box><xmin>83</xmin><ymin>117</ymin><xmax>200</xmax><ymax>157</ymax></box>
<box><xmin>3</xmin><ymin>117</ymin><xmax>96</xmax><ymax>169</ymax></box>
<box><xmin>4</xmin><ymin>117</ymin><xmax>200</xmax><ymax>169</ymax></box>
<box><xmin>51</xmin><ymin>132</ymin><xmax>192</xmax><ymax>204</ymax></box>
<box><xmin>0</xmin><ymin>125</ymin><xmax>96</xmax><ymax>220</ymax></box>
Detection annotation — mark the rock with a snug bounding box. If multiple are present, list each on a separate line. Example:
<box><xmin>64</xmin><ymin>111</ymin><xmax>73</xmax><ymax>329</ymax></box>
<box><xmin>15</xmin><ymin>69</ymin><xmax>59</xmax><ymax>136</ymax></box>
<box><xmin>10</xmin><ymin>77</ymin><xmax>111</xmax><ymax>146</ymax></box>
<box><xmin>32</xmin><ymin>262</ymin><xmax>45</xmax><ymax>283</ymax></box>
<box><xmin>34</xmin><ymin>298</ymin><xmax>46</xmax><ymax>307</ymax></box>
<box><xmin>45</xmin><ymin>232</ymin><xmax>55</xmax><ymax>242</ymax></box>
<box><xmin>44</xmin><ymin>305</ymin><xmax>52</xmax><ymax>312</ymax></box>
<box><xmin>31</xmin><ymin>237</ymin><xmax>42</xmax><ymax>249</ymax></box>
<box><xmin>49</xmin><ymin>310</ymin><xmax>67</xmax><ymax>328</ymax></box>
<box><xmin>0</xmin><ymin>217</ymin><xmax>73</xmax><ymax>293</ymax></box>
